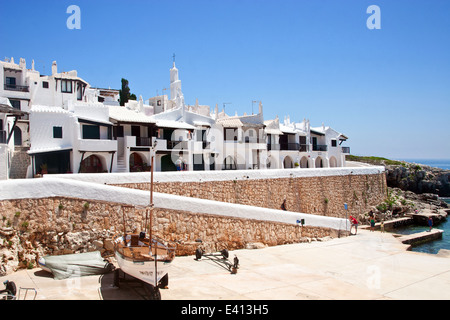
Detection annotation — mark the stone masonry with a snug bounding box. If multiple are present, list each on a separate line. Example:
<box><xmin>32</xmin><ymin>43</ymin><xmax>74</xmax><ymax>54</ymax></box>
<box><xmin>0</xmin><ymin>196</ymin><xmax>332</xmax><ymax>275</ymax></box>
<box><xmin>117</xmin><ymin>173</ymin><xmax>387</xmax><ymax>219</ymax></box>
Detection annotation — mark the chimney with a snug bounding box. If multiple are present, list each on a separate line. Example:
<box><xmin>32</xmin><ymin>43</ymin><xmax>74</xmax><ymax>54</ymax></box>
<box><xmin>52</xmin><ymin>61</ymin><xmax>57</xmax><ymax>75</ymax></box>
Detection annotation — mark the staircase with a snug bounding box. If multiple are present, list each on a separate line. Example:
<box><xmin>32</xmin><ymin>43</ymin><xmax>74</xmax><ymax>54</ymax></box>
<box><xmin>116</xmin><ymin>156</ymin><xmax>128</xmax><ymax>173</ymax></box>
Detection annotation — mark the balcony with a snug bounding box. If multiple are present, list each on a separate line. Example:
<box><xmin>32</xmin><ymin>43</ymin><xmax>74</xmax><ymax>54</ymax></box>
<box><xmin>280</xmin><ymin>143</ymin><xmax>300</xmax><ymax>151</ymax></box>
<box><xmin>312</xmin><ymin>145</ymin><xmax>328</xmax><ymax>152</ymax></box>
<box><xmin>300</xmin><ymin>144</ymin><xmax>310</xmax><ymax>152</ymax></box>
<box><xmin>167</xmin><ymin>140</ymin><xmax>188</xmax><ymax>150</ymax></box>
<box><xmin>342</xmin><ymin>146</ymin><xmax>351</xmax><ymax>154</ymax></box>
<box><xmin>4</xmin><ymin>84</ymin><xmax>29</xmax><ymax>92</ymax></box>
<box><xmin>78</xmin><ymin>139</ymin><xmax>117</xmax><ymax>152</ymax></box>
<box><xmin>136</xmin><ymin>137</ymin><xmax>153</xmax><ymax>147</ymax></box>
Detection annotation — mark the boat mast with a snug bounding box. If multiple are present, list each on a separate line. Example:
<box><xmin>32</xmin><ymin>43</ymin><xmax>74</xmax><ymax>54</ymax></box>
<box><xmin>149</xmin><ymin>151</ymin><xmax>154</xmax><ymax>246</ymax></box>
<box><xmin>150</xmin><ymin>140</ymin><xmax>158</xmax><ymax>286</ymax></box>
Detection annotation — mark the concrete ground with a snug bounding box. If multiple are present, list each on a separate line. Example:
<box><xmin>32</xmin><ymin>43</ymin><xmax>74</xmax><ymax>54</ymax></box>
<box><xmin>2</xmin><ymin>229</ymin><xmax>450</xmax><ymax>300</ymax></box>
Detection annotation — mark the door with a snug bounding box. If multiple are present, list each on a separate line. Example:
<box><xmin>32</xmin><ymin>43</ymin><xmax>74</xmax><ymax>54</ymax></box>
<box><xmin>299</xmin><ymin>136</ymin><xmax>307</xmax><ymax>152</ymax></box>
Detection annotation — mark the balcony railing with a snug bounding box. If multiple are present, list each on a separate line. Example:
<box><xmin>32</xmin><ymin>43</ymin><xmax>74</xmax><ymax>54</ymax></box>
<box><xmin>168</xmin><ymin>140</ymin><xmax>188</xmax><ymax>150</ymax></box>
<box><xmin>300</xmin><ymin>144</ymin><xmax>309</xmax><ymax>152</ymax></box>
<box><xmin>267</xmin><ymin>144</ymin><xmax>280</xmax><ymax>151</ymax></box>
<box><xmin>342</xmin><ymin>146</ymin><xmax>351</xmax><ymax>154</ymax></box>
<box><xmin>268</xmin><ymin>143</ymin><xmax>311</xmax><ymax>152</ymax></box>
<box><xmin>136</xmin><ymin>137</ymin><xmax>152</xmax><ymax>147</ymax></box>
<box><xmin>312</xmin><ymin>145</ymin><xmax>328</xmax><ymax>152</ymax></box>
<box><xmin>4</xmin><ymin>84</ymin><xmax>29</xmax><ymax>92</ymax></box>
<box><xmin>280</xmin><ymin>143</ymin><xmax>300</xmax><ymax>151</ymax></box>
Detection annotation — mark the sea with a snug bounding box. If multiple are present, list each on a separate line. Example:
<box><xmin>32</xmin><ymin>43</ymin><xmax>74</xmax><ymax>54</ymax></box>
<box><xmin>391</xmin><ymin>158</ymin><xmax>450</xmax><ymax>254</ymax></box>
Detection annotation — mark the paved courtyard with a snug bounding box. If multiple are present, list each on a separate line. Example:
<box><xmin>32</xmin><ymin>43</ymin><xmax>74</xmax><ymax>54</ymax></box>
<box><xmin>2</xmin><ymin>229</ymin><xmax>450</xmax><ymax>300</ymax></box>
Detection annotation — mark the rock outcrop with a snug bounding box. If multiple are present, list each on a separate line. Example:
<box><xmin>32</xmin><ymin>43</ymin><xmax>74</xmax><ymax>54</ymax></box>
<box><xmin>385</xmin><ymin>164</ymin><xmax>450</xmax><ymax>197</ymax></box>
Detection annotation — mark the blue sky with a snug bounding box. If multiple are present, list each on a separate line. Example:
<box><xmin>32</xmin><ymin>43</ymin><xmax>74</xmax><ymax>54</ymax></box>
<box><xmin>1</xmin><ymin>0</ymin><xmax>449</xmax><ymax>159</ymax></box>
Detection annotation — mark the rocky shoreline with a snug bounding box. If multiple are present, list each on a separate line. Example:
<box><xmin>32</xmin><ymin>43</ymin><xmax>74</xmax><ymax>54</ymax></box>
<box><xmin>346</xmin><ymin>155</ymin><xmax>450</xmax><ymax>197</ymax></box>
<box><xmin>347</xmin><ymin>156</ymin><xmax>450</xmax><ymax>226</ymax></box>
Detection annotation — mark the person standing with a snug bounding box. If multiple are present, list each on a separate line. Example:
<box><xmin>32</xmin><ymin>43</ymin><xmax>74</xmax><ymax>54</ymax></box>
<box><xmin>349</xmin><ymin>215</ymin><xmax>358</xmax><ymax>235</ymax></box>
<box><xmin>428</xmin><ymin>216</ymin><xmax>433</xmax><ymax>232</ymax></box>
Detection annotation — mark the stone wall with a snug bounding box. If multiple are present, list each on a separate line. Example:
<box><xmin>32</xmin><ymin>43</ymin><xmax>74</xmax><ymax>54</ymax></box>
<box><xmin>116</xmin><ymin>173</ymin><xmax>387</xmax><ymax>218</ymax></box>
<box><xmin>9</xmin><ymin>147</ymin><xmax>31</xmax><ymax>179</ymax></box>
<box><xmin>0</xmin><ymin>196</ymin><xmax>332</xmax><ymax>275</ymax></box>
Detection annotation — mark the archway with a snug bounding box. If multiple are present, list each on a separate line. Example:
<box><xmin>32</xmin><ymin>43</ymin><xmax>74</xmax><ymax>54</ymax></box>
<box><xmin>329</xmin><ymin>156</ymin><xmax>338</xmax><ymax>168</ymax></box>
<box><xmin>130</xmin><ymin>152</ymin><xmax>145</xmax><ymax>172</ymax></box>
<box><xmin>223</xmin><ymin>156</ymin><xmax>236</xmax><ymax>170</ymax></box>
<box><xmin>283</xmin><ymin>156</ymin><xmax>294</xmax><ymax>169</ymax></box>
<box><xmin>315</xmin><ymin>156</ymin><xmax>324</xmax><ymax>168</ymax></box>
<box><xmin>80</xmin><ymin>155</ymin><xmax>104</xmax><ymax>173</ymax></box>
<box><xmin>300</xmin><ymin>156</ymin><xmax>309</xmax><ymax>168</ymax></box>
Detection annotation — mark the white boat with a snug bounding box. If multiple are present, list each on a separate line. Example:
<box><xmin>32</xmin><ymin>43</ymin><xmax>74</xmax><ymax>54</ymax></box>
<box><xmin>114</xmin><ymin>234</ymin><xmax>176</xmax><ymax>287</ymax></box>
<box><xmin>113</xmin><ymin>140</ymin><xmax>176</xmax><ymax>299</ymax></box>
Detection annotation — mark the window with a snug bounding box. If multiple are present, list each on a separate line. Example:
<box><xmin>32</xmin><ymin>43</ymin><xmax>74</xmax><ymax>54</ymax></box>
<box><xmin>82</xmin><ymin>125</ymin><xmax>100</xmax><ymax>139</ymax></box>
<box><xmin>113</xmin><ymin>125</ymin><xmax>124</xmax><ymax>138</ymax></box>
<box><xmin>6</xmin><ymin>77</ymin><xmax>16</xmax><ymax>86</ymax></box>
<box><xmin>331</xmin><ymin>139</ymin><xmax>337</xmax><ymax>147</ymax></box>
<box><xmin>10</xmin><ymin>99</ymin><xmax>20</xmax><ymax>110</ymax></box>
<box><xmin>225</xmin><ymin>128</ymin><xmax>238</xmax><ymax>141</ymax></box>
<box><xmin>42</xmin><ymin>81</ymin><xmax>49</xmax><ymax>89</ymax></box>
<box><xmin>61</xmin><ymin>80</ymin><xmax>72</xmax><ymax>93</ymax></box>
<box><xmin>14</xmin><ymin>127</ymin><xmax>22</xmax><ymax>146</ymax></box>
<box><xmin>77</xmin><ymin>82</ymin><xmax>83</xmax><ymax>100</ymax></box>
<box><xmin>53</xmin><ymin>126</ymin><xmax>63</xmax><ymax>139</ymax></box>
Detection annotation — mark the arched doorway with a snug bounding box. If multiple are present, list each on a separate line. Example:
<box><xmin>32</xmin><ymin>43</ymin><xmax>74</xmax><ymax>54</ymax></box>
<box><xmin>80</xmin><ymin>155</ymin><xmax>104</xmax><ymax>173</ymax></box>
<box><xmin>223</xmin><ymin>156</ymin><xmax>236</xmax><ymax>170</ymax></box>
<box><xmin>161</xmin><ymin>154</ymin><xmax>177</xmax><ymax>172</ymax></box>
<box><xmin>283</xmin><ymin>156</ymin><xmax>294</xmax><ymax>169</ymax></box>
<box><xmin>300</xmin><ymin>156</ymin><xmax>309</xmax><ymax>168</ymax></box>
<box><xmin>315</xmin><ymin>156</ymin><xmax>324</xmax><ymax>168</ymax></box>
<box><xmin>329</xmin><ymin>156</ymin><xmax>338</xmax><ymax>168</ymax></box>
<box><xmin>130</xmin><ymin>153</ymin><xmax>146</xmax><ymax>172</ymax></box>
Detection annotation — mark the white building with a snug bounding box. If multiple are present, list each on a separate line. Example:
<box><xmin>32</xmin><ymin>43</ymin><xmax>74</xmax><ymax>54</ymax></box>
<box><xmin>28</xmin><ymin>101</ymin><xmax>117</xmax><ymax>176</ymax></box>
<box><xmin>1</xmin><ymin>56</ymin><xmax>351</xmax><ymax>177</ymax></box>
<box><xmin>264</xmin><ymin>116</ymin><xmax>349</xmax><ymax>169</ymax></box>
<box><xmin>0</xmin><ymin>98</ymin><xmax>28</xmax><ymax>180</ymax></box>
<box><xmin>0</xmin><ymin>57</ymin><xmax>117</xmax><ymax>177</ymax></box>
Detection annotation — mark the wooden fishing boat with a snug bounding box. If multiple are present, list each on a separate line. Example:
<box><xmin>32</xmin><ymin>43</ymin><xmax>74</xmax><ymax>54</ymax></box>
<box><xmin>114</xmin><ymin>233</ymin><xmax>176</xmax><ymax>291</ymax></box>
<box><xmin>113</xmin><ymin>141</ymin><xmax>176</xmax><ymax>299</ymax></box>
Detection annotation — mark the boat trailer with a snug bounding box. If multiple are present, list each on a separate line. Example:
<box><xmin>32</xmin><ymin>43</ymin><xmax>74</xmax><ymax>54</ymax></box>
<box><xmin>194</xmin><ymin>241</ymin><xmax>239</xmax><ymax>274</ymax></box>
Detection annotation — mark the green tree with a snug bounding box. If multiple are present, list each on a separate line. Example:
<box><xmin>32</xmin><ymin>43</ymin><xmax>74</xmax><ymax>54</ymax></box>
<box><xmin>119</xmin><ymin>78</ymin><xmax>137</xmax><ymax>106</ymax></box>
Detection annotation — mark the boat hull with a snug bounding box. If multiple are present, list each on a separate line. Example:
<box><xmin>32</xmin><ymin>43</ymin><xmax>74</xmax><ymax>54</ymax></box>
<box><xmin>114</xmin><ymin>250</ymin><xmax>172</xmax><ymax>286</ymax></box>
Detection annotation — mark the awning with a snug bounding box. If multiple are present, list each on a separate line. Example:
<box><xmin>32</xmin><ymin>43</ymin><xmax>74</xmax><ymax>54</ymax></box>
<box><xmin>28</xmin><ymin>147</ymin><xmax>73</xmax><ymax>155</ymax></box>
<box><xmin>0</xmin><ymin>97</ymin><xmax>28</xmax><ymax>116</ymax></box>
<box><xmin>108</xmin><ymin>105</ymin><xmax>156</xmax><ymax>124</ymax></box>
<box><xmin>156</xmin><ymin>120</ymin><xmax>196</xmax><ymax>130</ymax></box>
<box><xmin>310</xmin><ymin>129</ymin><xmax>325</xmax><ymax>136</ymax></box>
<box><xmin>193</xmin><ymin>121</ymin><xmax>212</xmax><ymax>127</ymax></box>
<box><xmin>280</xmin><ymin>125</ymin><xmax>297</xmax><ymax>134</ymax></box>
